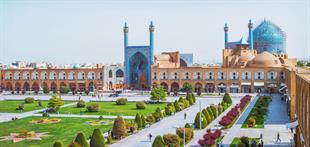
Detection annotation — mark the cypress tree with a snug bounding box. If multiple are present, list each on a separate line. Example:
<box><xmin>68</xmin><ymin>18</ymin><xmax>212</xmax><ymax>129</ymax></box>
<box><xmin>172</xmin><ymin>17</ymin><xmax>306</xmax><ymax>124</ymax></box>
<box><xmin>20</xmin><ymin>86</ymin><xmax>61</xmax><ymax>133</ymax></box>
<box><xmin>223</xmin><ymin>92</ymin><xmax>232</xmax><ymax>104</ymax></box>
<box><xmin>202</xmin><ymin>109</ymin><xmax>211</xmax><ymax>124</ymax></box>
<box><xmin>68</xmin><ymin>142</ymin><xmax>81</xmax><ymax>147</ymax></box>
<box><xmin>141</xmin><ymin>114</ymin><xmax>146</xmax><ymax>128</ymax></box>
<box><xmin>74</xmin><ymin>132</ymin><xmax>89</xmax><ymax>147</ymax></box>
<box><xmin>191</xmin><ymin>93</ymin><xmax>196</xmax><ymax>103</ymax></box>
<box><xmin>135</xmin><ymin>113</ymin><xmax>142</xmax><ymax>129</ymax></box>
<box><xmin>90</xmin><ymin>128</ymin><xmax>106</xmax><ymax>147</ymax></box>
<box><xmin>156</xmin><ymin>107</ymin><xmax>163</xmax><ymax>118</ymax></box>
<box><xmin>194</xmin><ymin>112</ymin><xmax>207</xmax><ymax>129</ymax></box>
<box><xmin>174</xmin><ymin>100</ymin><xmax>181</xmax><ymax>112</ymax></box>
<box><xmin>210</xmin><ymin>105</ymin><xmax>218</xmax><ymax>117</ymax></box>
<box><xmin>207</xmin><ymin>107</ymin><xmax>215</xmax><ymax>120</ymax></box>
<box><xmin>53</xmin><ymin>141</ymin><xmax>64</xmax><ymax>147</ymax></box>
<box><xmin>152</xmin><ymin>135</ymin><xmax>166</xmax><ymax>147</ymax></box>
<box><xmin>112</xmin><ymin>116</ymin><xmax>127</xmax><ymax>139</ymax></box>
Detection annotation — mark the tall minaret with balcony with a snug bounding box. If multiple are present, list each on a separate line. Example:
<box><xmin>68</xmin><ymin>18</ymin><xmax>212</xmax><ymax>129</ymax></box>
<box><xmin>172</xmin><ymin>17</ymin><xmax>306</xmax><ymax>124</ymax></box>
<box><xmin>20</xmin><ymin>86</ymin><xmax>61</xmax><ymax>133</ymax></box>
<box><xmin>149</xmin><ymin>21</ymin><xmax>155</xmax><ymax>64</ymax></box>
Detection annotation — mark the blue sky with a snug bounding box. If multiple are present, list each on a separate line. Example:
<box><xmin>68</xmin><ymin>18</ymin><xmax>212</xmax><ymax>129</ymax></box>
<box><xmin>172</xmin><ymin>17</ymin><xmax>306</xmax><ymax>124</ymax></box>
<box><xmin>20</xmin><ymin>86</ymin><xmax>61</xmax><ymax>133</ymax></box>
<box><xmin>0</xmin><ymin>0</ymin><xmax>309</xmax><ymax>64</ymax></box>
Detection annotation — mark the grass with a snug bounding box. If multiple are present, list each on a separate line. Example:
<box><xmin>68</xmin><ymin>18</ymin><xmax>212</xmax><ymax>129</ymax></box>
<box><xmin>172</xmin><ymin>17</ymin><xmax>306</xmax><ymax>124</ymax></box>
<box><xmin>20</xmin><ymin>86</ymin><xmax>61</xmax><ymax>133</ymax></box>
<box><xmin>0</xmin><ymin>100</ymin><xmax>49</xmax><ymax>113</ymax></box>
<box><xmin>241</xmin><ymin>96</ymin><xmax>271</xmax><ymax>128</ymax></box>
<box><xmin>59</xmin><ymin>101</ymin><xmax>167</xmax><ymax>116</ymax></box>
<box><xmin>230</xmin><ymin>137</ymin><xmax>260</xmax><ymax>147</ymax></box>
<box><xmin>0</xmin><ymin>116</ymin><xmax>114</xmax><ymax>147</ymax></box>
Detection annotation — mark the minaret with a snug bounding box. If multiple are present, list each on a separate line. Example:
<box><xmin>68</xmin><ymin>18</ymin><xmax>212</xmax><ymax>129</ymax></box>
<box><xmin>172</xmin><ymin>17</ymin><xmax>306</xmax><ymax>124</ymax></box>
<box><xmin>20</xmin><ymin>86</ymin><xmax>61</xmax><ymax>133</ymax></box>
<box><xmin>248</xmin><ymin>19</ymin><xmax>253</xmax><ymax>50</ymax></box>
<box><xmin>224</xmin><ymin>23</ymin><xmax>229</xmax><ymax>48</ymax></box>
<box><xmin>123</xmin><ymin>22</ymin><xmax>129</xmax><ymax>84</ymax></box>
<box><xmin>149</xmin><ymin>21</ymin><xmax>155</xmax><ymax>64</ymax></box>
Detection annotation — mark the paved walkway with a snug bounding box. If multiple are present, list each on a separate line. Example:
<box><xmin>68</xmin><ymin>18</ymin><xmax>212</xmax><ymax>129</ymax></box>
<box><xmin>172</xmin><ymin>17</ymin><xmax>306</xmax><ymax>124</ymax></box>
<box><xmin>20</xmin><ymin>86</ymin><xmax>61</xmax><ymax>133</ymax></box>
<box><xmin>32</xmin><ymin>113</ymin><xmax>135</xmax><ymax>119</ymax></box>
<box><xmin>221</xmin><ymin>94</ymin><xmax>293</xmax><ymax>147</ymax></box>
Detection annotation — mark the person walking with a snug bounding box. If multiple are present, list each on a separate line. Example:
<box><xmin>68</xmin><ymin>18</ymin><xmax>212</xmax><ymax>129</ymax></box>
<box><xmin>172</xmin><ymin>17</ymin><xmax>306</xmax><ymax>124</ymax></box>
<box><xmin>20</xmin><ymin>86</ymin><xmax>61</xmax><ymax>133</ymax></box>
<box><xmin>184</xmin><ymin>112</ymin><xmax>187</xmax><ymax>120</ymax></box>
<box><xmin>148</xmin><ymin>133</ymin><xmax>153</xmax><ymax>142</ymax></box>
<box><xmin>276</xmin><ymin>132</ymin><xmax>281</xmax><ymax>142</ymax></box>
<box><xmin>260</xmin><ymin>133</ymin><xmax>263</xmax><ymax>141</ymax></box>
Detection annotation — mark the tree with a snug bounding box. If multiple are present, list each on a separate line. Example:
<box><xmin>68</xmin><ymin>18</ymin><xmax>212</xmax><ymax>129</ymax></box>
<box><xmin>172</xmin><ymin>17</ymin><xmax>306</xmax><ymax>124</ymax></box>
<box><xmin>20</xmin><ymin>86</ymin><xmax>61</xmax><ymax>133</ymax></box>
<box><xmin>186</xmin><ymin>93</ymin><xmax>194</xmax><ymax>105</ymax></box>
<box><xmin>306</xmin><ymin>62</ymin><xmax>310</xmax><ymax>67</ymax></box>
<box><xmin>163</xmin><ymin>134</ymin><xmax>180</xmax><ymax>147</ymax></box>
<box><xmin>135</xmin><ymin>113</ymin><xmax>142</xmax><ymax>129</ymax></box>
<box><xmin>90</xmin><ymin>128</ymin><xmax>106</xmax><ymax>147</ymax></box>
<box><xmin>68</xmin><ymin>142</ymin><xmax>81</xmax><ymax>147</ymax></box>
<box><xmin>180</xmin><ymin>82</ymin><xmax>193</xmax><ymax>93</ymax></box>
<box><xmin>223</xmin><ymin>92</ymin><xmax>232</xmax><ymax>104</ymax></box>
<box><xmin>53</xmin><ymin>141</ymin><xmax>64</xmax><ymax>147</ymax></box>
<box><xmin>202</xmin><ymin>109</ymin><xmax>212</xmax><ymax>124</ymax></box>
<box><xmin>156</xmin><ymin>107</ymin><xmax>163</xmax><ymax>118</ymax></box>
<box><xmin>191</xmin><ymin>93</ymin><xmax>196</xmax><ymax>103</ymax></box>
<box><xmin>74</xmin><ymin>132</ymin><xmax>89</xmax><ymax>147</ymax></box>
<box><xmin>150</xmin><ymin>86</ymin><xmax>167</xmax><ymax>102</ymax></box>
<box><xmin>152</xmin><ymin>135</ymin><xmax>166</xmax><ymax>147</ymax></box>
<box><xmin>210</xmin><ymin>105</ymin><xmax>218</xmax><ymax>117</ymax></box>
<box><xmin>297</xmin><ymin>61</ymin><xmax>304</xmax><ymax>67</ymax></box>
<box><xmin>207</xmin><ymin>107</ymin><xmax>215</xmax><ymax>120</ymax></box>
<box><xmin>47</xmin><ymin>95</ymin><xmax>64</xmax><ymax>111</ymax></box>
<box><xmin>112</xmin><ymin>116</ymin><xmax>127</xmax><ymax>139</ymax></box>
<box><xmin>174</xmin><ymin>100</ymin><xmax>181</xmax><ymax>112</ymax></box>
<box><xmin>141</xmin><ymin>114</ymin><xmax>146</xmax><ymax>128</ymax></box>
<box><xmin>194</xmin><ymin>112</ymin><xmax>207</xmax><ymax>129</ymax></box>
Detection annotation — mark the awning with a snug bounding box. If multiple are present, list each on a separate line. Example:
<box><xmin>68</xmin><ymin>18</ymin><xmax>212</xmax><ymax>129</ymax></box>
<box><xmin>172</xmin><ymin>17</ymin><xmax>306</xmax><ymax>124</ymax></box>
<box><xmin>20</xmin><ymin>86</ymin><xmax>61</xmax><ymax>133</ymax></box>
<box><xmin>230</xmin><ymin>85</ymin><xmax>239</xmax><ymax>88</ymax></box>
<box><xmin>254</xmin><ymin>82</ymin><xmax>264</xmax><ymax>87</ymax></box>
<box><xmin>241</xmin><ymin>82</ymin><xmax>251</xmax><ymax>86</ymax></box>
<box><xmin>218</xmin><ymin>85</ymin><xmax>226</xmax><ymax>88</ymax></box>
<box><xmin>286</xmin><ymin>120</ymin><xmax>298</xmax><ymax>129</ymax></box>
<box><xmin>280</xmin><ymin>83</ymin><xmax>286</xmax><ymax>87</ymax></box>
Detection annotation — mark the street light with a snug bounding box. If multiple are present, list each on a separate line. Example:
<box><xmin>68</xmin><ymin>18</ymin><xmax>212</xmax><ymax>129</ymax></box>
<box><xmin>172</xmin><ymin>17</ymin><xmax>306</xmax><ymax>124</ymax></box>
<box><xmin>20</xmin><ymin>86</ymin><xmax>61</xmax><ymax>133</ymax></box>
<box><xmin>199</xmin><ymin>100</ymin><xmax>202</xmax><ymax>130</ymax></box>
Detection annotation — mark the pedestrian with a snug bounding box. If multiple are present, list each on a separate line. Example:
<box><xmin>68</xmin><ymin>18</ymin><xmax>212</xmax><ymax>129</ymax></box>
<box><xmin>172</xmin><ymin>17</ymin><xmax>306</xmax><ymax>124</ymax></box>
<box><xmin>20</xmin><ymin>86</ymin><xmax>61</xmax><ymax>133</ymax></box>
<box><xmin>148</xmin><ymin>133</ymin><xmax>152</xmax><ymax>142</ymax></box>
<box><xmin>260</xmin><ymin>133</ymin><xmax>263</xmax><ymax>140</ymax></box>
<box><xmin>78</xmin><ymin>94</ymin><xmax>81</xmax><ymax>100</ymax></box>
<box><xmin>261</xmin><ymin>140</ymin><xmax>264</xmax><ymax>146</ymax></box>
<box><xmin>276</xmin><ymin>132</ymin><xmax>281</xmax><ymax>142</ymax></box>
<box><xmin>184</xmin><ymin>112</ymin><xmax>187</xmax><ymax>120</ymax></box>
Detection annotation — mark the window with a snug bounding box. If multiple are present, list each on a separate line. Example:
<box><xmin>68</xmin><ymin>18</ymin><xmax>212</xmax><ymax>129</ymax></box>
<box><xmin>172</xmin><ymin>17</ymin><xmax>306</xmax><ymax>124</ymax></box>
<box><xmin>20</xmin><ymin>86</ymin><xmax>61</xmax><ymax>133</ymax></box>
<box><xmin>59</xmin><ymin>71</ymin><xmax>66</xmax><ymax>80</ymax></box>
<box><xmin>14</xmin><ymin>72</ymin><xmax>21</xmax><ymax>80</ymax></box>
<box><xmin>185</xmin><ymin>72</ymin><xmax>189</xmax><ymax>80</ymax></box>
<box><xmin>174</xmin><ymin>72</ymin><xmax>178</xmax><ymax>80</ymax></box>
<box><xmin>109</xmin><ymin>70</ymin><xmax>113</xmax><ymax>78</ymax></box>
<box><xmin>116</xmin><ymin>69</ymin><xmax>124</xmax><ymax>78</ymax></box>
<box><xmin>32</xmin><ymin>72</ymin><xmax>39</xmax><ymax>80</ymax></box>
<box><xmin>153</xmin><ymin>72</ymin><xmax>157</xmax><ymax>80</ymax></box>
<box><xmin>50</xmin><ymin>71</ymin><xmax>56</xmax><ymax>80</ymax></box>
<box><xmin>88</xmin><ymin>72</ymin><xmax>95</xmax><ymax>80</ymax></box>
<box><xmin>78</xmin><ymin>72</ymin><xmax>85</xmax><ymax>80</ymax></box>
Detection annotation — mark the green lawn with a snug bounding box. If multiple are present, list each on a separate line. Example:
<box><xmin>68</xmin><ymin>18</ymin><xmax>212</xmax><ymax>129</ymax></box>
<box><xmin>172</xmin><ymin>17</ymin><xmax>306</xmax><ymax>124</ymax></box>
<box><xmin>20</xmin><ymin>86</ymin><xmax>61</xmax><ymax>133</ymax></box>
<box><xmin>0</xmin><ymin>100</ymin><xmax>73</xmax><ymax>113</ymax></box>
<box><xmin>0</xmin><ymin>117</ymin><xmax>113</xmax><ymax>147</ymax></box>
<box><xmin>241</xmin><ymin>96</ymin><xmax>271</xmax><ymax>128</ymax></box>
<box><xmin>230</xmin><ymin>137</ymin><xmax>260</xmax><ymax>147</ymax></box>
<box><xmin>59</xmin><ymin>101</ymin><xmax>167</xmax><ymax>116</ymax></box>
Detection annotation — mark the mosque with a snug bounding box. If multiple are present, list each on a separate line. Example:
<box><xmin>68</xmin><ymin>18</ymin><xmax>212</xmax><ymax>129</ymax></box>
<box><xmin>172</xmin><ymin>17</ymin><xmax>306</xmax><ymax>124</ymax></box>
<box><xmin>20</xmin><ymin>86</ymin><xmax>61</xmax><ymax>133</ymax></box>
<box><xmin>124</xmin><ymin>19</ymin><xmax>296</xmax><ymax>93</ymax></box>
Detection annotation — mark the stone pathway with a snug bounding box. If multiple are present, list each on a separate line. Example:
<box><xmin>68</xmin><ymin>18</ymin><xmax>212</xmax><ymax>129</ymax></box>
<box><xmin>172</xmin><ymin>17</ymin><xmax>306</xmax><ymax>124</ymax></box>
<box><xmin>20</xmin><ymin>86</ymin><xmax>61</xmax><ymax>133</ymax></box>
<box><xmin>32</xmin><ymin>113</ymin><xmax>135</xmax><ymax>119</ymax></box>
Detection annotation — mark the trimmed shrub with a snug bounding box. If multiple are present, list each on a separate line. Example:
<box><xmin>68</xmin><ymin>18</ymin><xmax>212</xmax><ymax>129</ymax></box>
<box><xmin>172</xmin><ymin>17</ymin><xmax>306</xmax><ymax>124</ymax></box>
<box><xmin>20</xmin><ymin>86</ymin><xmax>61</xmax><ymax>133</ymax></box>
<box><xmin>146</xmin><ymin>115</ymin><xmax>155</xmax><ymax>124</ymax></box>
<box><xmin>48</xmin><ymin>95</ymin><xmax>64</xmax><ymax>110</ymax></box>
<box><xmin>136</xmin><ymin>102</ymin><xmax>146</xmax><ymax>109</ymax></box>
<box><xmin>77</xmin><ymin>100</ymin><xmax>86</xmax><ymax>108</ymax></box>
<box><xmin>185</xmin><ymin>123</ymin><xmax>191</xmax><ymax>128</ymax></box>
<box><xmin>38</xmin><ymin>100</ymin><xmax>43</xmax><ymax>107</ymax></box>
<box><xmin>163</xmin><ymin>134</ymin><xmax>180</xmax><ymax>147</ymax></box>
<box><xmin>135</xmin><ymin>113</ymin><xmax>142</xmax><ymax>129</ymax></box>
<box><xmin>191</xmin><ymin>93</ymin><xmax>196</xmax><ymax>103</ymax></box>
<box><xmin>210</xmin><ymin>105</ymin><xmax>218</xmax><ymax>117</ymax></box>
<box><xmin>107</xmin><ymin>135</ymin><xmax>112</xmax><ymax>144</ymax></box>
<box><xmin>207</xmin><ymin>107</ymin><xmax>215</xmax><ymax>120</ymax></box>
<box><xmin>247</xmin><ymin>117</ymin><xmax>256</xmax><ymax>127</ymax></box>
<box><xmin>223</xmin><ymin>92</ymin><xmax>232</xmax><ymax>104</ymax></box>
<box><xmin>53</xmin><ymin>141</ymin><xmax>64</xmax><ymax>147</ymax></box>
<box><xmin>112</xmin><ymin>116</ymin><xmax>127</xmax><ymax>139</ymax></box>
<box><xmin>152</xmin><ymin>112</ymin><xmax>161</xmax><ymax>122</ymax></box>
<box><xmin>16</xmin><ymin>104</ymin><xmax>24</xmax><ymax>110</ymax></box>
<box><xmin>194</xmin><ymin>112</ymin><xmax>207</xmax><ymax>129</ymax></box>
<box><xmin>126</xmin><ymin>121</ymin><xmax>137</xmax><ymax>133</ymax></box>
<box><xmin>218</xmin><ymin>105</ymin><xmax>223</xmax><ymax>114</ymax></box>
<box><xmin>68</xmin><ymin>142</ymin><xmax>81</xmax><ymax>147</ymax></box>
<box><xmin>90</xmin><ymin>128</ymin><xmax>106</xmax><ymax>147</ymax></box>
<box><xmin>240</xmin><ymin>136</ymin><xmax>250</xmax><ymax>146</ymax></box>
<box><xmin>152</xmin><ymin>135</ymin><xmax>166</xmax><ymax>147</ymax></box>
<box><xmin>86</xmin><ymin>103</ymin><xmax>100</xmax><ymax>112</ymax></box>
<box><xmin>202</xmin><ymin>109</ymin><xmax>212</xmax><ymax>124</ymax></box>
<box><xmin>141</xmin><ymin>114</ymin><xmax>146</xmax><ymax>128</ymax></box>
<box><xmin>165</xmin><ymin>107</ymin><xmax>172</xmax><ymax>116</ymax></box>
<box><xmin>74</xmin><ymin>132</ymin><xmax>89</xmax><ymax>147</ymax></box>
<box><xmin>174</xmin><ymin>101</ymin><xmax>182</xmax><ymax>112</ymax></box>
<box><xmin>116</xmin><ymin>98</ymin><xmax>128</xmax><ymax>105</ymax></box>
<box><xmin>24</xmin><ymin>97</ymin><xmax>35</xmax><ymax>103</ymax></box>
<box><xmin>156</xmin><ymin>107</ymin><xmax>163</xmax><ymax>118</ymax></box>
<box><xmin>176</xmin><ymin>127</ymin><xmax>194</xmax><ymax>144</ymax></box>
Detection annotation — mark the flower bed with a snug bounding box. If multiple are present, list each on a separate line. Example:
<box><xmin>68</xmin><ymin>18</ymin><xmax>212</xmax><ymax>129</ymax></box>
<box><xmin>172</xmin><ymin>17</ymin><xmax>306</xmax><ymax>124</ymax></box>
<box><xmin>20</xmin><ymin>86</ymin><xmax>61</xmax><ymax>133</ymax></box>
<box><xmin>219</xmin><ymin>95</ymin><xmax>252</xmax><ymax>128</ymax></box>
<box><xmin>198</xmin><ymin>129</ymin><xmax>222</xmax><ymax>147</ymax></box>
<box><xmin>30</xmin><ymin>118</ymin><xmax>61</xmax><ymax>124</ymax></box>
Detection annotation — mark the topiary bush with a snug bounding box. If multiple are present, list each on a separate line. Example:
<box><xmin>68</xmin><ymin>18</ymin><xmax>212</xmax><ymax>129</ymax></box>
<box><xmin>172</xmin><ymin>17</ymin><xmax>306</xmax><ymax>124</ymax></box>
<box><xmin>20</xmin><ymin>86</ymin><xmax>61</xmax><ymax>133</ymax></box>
<box><xmin>86</xmin><ymin>103</ymin><xmax>100</xmax><ymax>112</ymax></box>
<box><xmin>165</xmin><ymin>107</ymin><xmax>172</xmax><ymax>116</ymax></box>
<box><xmin>194</xmin><ymin>112</ymin><xmax>207</xmax><ymax>129</ymax></box>
<box><xmin>202</xmin><ymin>109</ymin><xmax>212</xmax><ymax>124</ymax></box>
<box><xmin>176</xmin><ymin>127</ymin><xmax>194</xmax><ymax>144</ymax></box>
<box><xmin>77</xmin><ymin>100</ymin><xmax>86</xmax><ymax>108</ymax></box>
<box><xmin>136</xmin><ymin>102</ymin><xmax>146</xmax><ymax>109</ymax></box>
<box><xmin>174</xmin><ymin>101</ymin><xmax>182</xmax><ymax>112</ymax></box>
<box><xmin>247</xmin><ymin>117</ymin><xmax>256</xmax><ymax>127</ymax></box>
<box><xmin>53</xmin><ymin>140</ymin><xmax>64</xmax><ymax>147</ymax></box>
<box><xmin>240</xmin><ymin>136</ymin><xmax>250</xmax><ymax>146</ymax></box>
<box><xmin>16</xmin><ymin>104</ymin><xmax>24</xmax><ymax>110</ymax></box>
<box><xmin>141</xmin><ymin>114</ymin><xmax>146</xmax><ymax>128</ymax></box>
<box><xmin>146</xmin><ymin>115</ymin><xmax>155</xmax><ymax>124</ymax></box>
<box><xmin>48</xmin><ymin>95</ymin><xmax>64</xmax><ymax>111</ymax></box>
<box><xmin>223</xmin><ymin>92</ymin><xmax>232</xmax><ymax>104</ymax></box>
<box><xmin>207</xmin><ymin>107</ymin><xmax>215</xmax><ymax>120</ymax></box>
<box><xmin>218</xmin><ymin>105</ymin><xmax>223</xmax><ymax>114</ymax></box>
<box><xmin>112</xmin><ymin>116</ymin><xmax>127</xmax><ymax>139</ymax></box>
<box><xmin>90</xmin><ymin>128</ymin><xmax>106</xmax><ymax>147</ymax></box>
<box><xmin>116</xmin><ymin>98</ymin><xmax>128</xmax><ymax>105</ymax></box>
<box><xmin>163</xmin><ymin>134</ymin><xmax>180</xmax><ymax>147</ymax></box>
<box><xmin>210</xmin><ymin>105</ymin><xmax>218</xmax><ymax>117</ymax></box>
<box><xmin>107</xmin><ymin>135</ymin><xmax>112</xmax><ymax>144</ymax></box>
<box><xmin>135</xmin><ymin>113</ymin><xmax>142</xmax><ymax>129</ymax></box>
<box><xmin>24</xmin><ymin>97</ymin><xmax>35</xmax><ymax>103</ymax></box>
<box><xmin>152</xmin><ymin>135</ymin><xmax>166</xmax><ymax>147</ymax></box>
<box><xmin>68</xmin><ymin>141</ymin><xmax>81</xmax><ymax>147</ymax></box>
<box><xmin>74</xmin><ymin>132</ymin><xmax>89</xmax><ymax>147</ymax></box>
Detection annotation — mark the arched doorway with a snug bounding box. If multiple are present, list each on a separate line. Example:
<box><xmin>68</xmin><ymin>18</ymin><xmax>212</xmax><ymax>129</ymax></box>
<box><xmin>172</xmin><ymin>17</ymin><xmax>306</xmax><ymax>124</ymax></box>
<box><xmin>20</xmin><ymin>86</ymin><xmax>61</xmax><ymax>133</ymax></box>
<box><xmin>23</xmin><ymin>82</ymin><xmax>30</xmax><ymax>91</ymax></box>
<box><xmin>116</xmin><ymin>69</ymin><xmax>124</xmax><ymax>78</ymax></box>
<box><xmin>15</xmin><ymin>82</ymin><xmax>21</xmax><ymax>92</ymax></box>
<box><xmin>32</xmin><ymin>82</ymin><xmax>39</xmax><ymax>92</ymax></box>
<box><xmin>205</xmin><ymin>83</ymin><xmax>215</xmax><ymax>93</ymax></box>
<box><xmin>129</xmin><ymin>52</ymin><xmax>149</xmax><ymax>89</ymax></box>
<box><xmin>6</xmin><ymin>82</ymin><xmax>13</xmax><ymax>91</ymax></box>
<box><xmin>170</xmin><ymin>82</ymin><xmax>180</xmax><ymax>92</ymax></box>
<box><xmin>160</xmin><ymin>82</ymin><xmax>168</xmax><ymax>91</ymax></box>
<box><xmin>109</xmin><ymin>81</ymin><xmax>113</xmax><ymax>90</ymax></box>
<box><xmin>89</xmin><ymin>82</ymin><xmax>95</xmax><ymax>92</ymax></box>
<box><xmin>194</xmin><ymin>82</ymin><xmax>202</xmax><ymax>92</ymax></box>
<box><xmin>60</xmin><ymin>82</ymin><xmax>67</xmax><ymax>92</ymax></box>
<box><xmin>69</xmin><ymin>83</ymin><xmax>76</xmax><ymax>92</ymax></box>
<box><xmin>218</xmin><ymin>83</ymin><xmax>226</xmax><ymax>93</ymax></box>
<box><xmin>51</xmin><ymin>82</ymin><xmax>57</xmax><ymax>92</ymax></box>
<box><xmin>78</xmin><ymin>83</ymin><xmax>86</xmax><ymax>92</ymax></box>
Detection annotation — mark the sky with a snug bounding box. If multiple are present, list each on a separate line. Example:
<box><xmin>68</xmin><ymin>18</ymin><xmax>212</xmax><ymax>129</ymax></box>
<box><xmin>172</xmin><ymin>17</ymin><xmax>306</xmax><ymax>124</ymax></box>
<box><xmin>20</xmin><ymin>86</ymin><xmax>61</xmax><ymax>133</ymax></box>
<box><xmin>0</xmin><ymin>0</ymin><xmax>309</xmax><ymax>64</ymax></box>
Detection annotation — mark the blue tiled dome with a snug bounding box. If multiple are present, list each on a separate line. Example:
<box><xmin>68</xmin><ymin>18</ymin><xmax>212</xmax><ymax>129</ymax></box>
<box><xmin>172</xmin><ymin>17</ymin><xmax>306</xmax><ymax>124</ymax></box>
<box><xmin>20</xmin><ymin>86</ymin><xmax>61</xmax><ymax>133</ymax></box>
<box><xmin>252</xmin><ymin>20</ymin><xmax>286</xmax><ymax>54</ymax></box>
